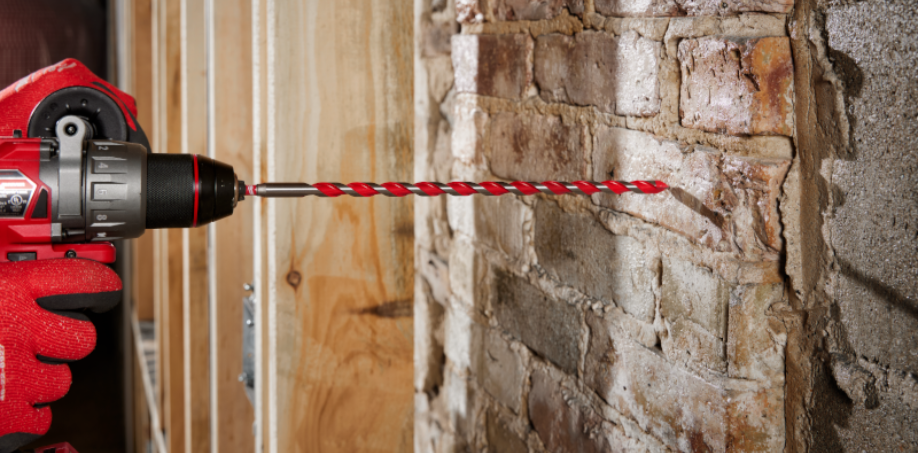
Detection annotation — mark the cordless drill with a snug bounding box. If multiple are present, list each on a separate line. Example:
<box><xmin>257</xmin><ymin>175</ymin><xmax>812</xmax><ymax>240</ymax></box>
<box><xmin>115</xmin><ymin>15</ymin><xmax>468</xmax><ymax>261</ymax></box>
<box><xmin>0</xmin><ymin>59</ymin><xmax>244</xmax><ymax>263</ymax></box>
<box><xmin>0</xmin><ymin>59</ymin><xmax>667</xmax><ymax>264</ymax></box>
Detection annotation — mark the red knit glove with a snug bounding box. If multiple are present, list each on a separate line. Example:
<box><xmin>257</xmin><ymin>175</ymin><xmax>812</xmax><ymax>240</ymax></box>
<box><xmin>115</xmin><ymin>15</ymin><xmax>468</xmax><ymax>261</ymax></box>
<box><xmin>0</xmin><ymin>259</ymin><xmax>121</xmax><ymax>453</ymax></box>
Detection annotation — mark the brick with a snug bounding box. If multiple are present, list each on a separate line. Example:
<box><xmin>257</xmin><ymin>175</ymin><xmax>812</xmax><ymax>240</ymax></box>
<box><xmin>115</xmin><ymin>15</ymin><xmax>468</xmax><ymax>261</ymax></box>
<box><xmin>725</xmin><ymin>387</ymin><xmax>785</xmax><ymax>453</ymax></box>
<box><xmin>474</xmin><ymin>330</ymin><xmax>525</xmax><ymax>412</ymax></box>
<box><xmin>451</xmin><ymin>94</ymin><xmax>487</xmax><ymax>163</ymax></box>
<box><xmin>677</xmin><ymin>0</ymin><xmax>793</xmax><ymax>15</ymax></box>
<box><xmin>534</xmin><ymin>31</ymin><xmax>660</xmax><ymax>115</ymax></box>
<box><xmin>585</xmin><ymin>313</ymin><xmax>618</xmax><ymax>400</ymax></box>
<box><xmin>415</xmin><ymin>276</ymin><xmax>446</xmax><ymax>392</ymax></box>
<box><xmin>595</xmin><ymin>0</ymin><xmax>679</xmax><ymax>17</ymax></box>
<box><xmin>586</xmin><ymin>333</ymin><xmax>728</xmax><ymax>450</ymax></box>
<box><xmin>452</xmin><ymin>34</ymin><xmax>532</xmax><ymax>99</ymax></box>
<box><xmin>447</xmin><ymin>190</ymin><xmax>529</xmax><ymax>262</ymax></box>
<box><xmin>492</xmin><ymin>0</ymin><xmax>584</xmax><ymax>21</ymax></box>
<box><xmin>586</xmin><ymin>320</ymin><xmax>785</xmax><ymax>451</ymax></box>
<box><xmin>535</xmin><ymin>201</ymin><xmax>656</xmax><ymax>322</ymax></box>
<box><xmin>448</xmin><ymin>238</ymin><xmax>490</xmax><ymax>308</ymax></box>
<box><xmin>664</xmin><ymin>317</ymin><xmax>727</xmax><ymax>372</ymax></box>
<box><xmin>592</xmin><ymin>127</ymin><xmax>790</xmax><ymax>256</ymax></box>
<box><xmin>679</xmin><ymin>36</ymin><xmax>794</xmax><ymax>136</ymax></box>
<box><xmin>475</xmin><ymin>195</ymin><xmax>530</xmax><ymax>260</ymax></box>
<box><xmin>444</xmin><ymin>303</ymin><xmax>478</xmax><ymax>371</ymax></box>
<box><xmin>727</xmin><ymin>283</ymin><xmax>785</xmax><ymax>380</ymax></box>
<box><xmin>493</xmin><ymin>270</ymin><xmax>582</xmax><ymax>374</ymax></box>
<box><xmin>614</xmin><ymin>31</ymin><xmax>663</xmax><ymax>116</ymax></box>
<box><xmin>422</xmin><ymin>21</ymin><xmax>457</xmax><ymax>57</ymax></box>
<box><xmin>488</xmin><ymin>112</ymin><xmax>588</xmax><ymax>181</ymax></box>
<box><xmin>661</xmin><ymin>257</ymin><xmax>730</xmax><ymax>338</ymax></box>
<box><xmin>487</xmin><ymin>412</ymin><xmax>527</xmax><ymax>453</ymax></box>
<box><xmin>596</xmin><ymin>0</ymin><xmax>791</xmax><ymax>16</ymax></box>
<box><xmin>528</xmin><ymin>368</ymin><xmax>611</xmax><ymax>453</ymax></box>
<box><xmin>457</xmin><ymin>0</ymin><xmax>486</xmax><ymax>24</ymax></box>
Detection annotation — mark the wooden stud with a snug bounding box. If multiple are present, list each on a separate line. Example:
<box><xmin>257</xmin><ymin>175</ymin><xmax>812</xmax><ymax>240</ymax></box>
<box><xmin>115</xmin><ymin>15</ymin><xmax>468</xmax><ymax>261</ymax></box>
<box><xmin>208</xmin><ymin>0</ymin><xmax>257</xmax><ymax>451</ymax></box>
<box><xmin>131</xmin><ymin>0</ymin><xmax>155</xmax><ymax>323</ymax></box>
<box><xmin>152</xmin><ymin>0</ymin><xmax>186</xmax><ymax>450</ymax></box>
<box><xmin>252</xmin><ymin>0</ymin><xmax>269</xmax><ymax>450</ymax></box>
<box><xmin>181</xmin><ymin>0</ymin><xmax>211</xmax><ymax>451</ymax></box>
<box><xmin>266</xmin><ymin>1</ymin><xmax>415</xmax><ymax>451</ymax></box>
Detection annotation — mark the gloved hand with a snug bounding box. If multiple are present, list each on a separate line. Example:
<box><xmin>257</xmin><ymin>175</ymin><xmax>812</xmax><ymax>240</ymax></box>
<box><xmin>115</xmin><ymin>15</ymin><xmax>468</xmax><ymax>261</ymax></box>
<box><xmin>0</xmin><ymin>259</ymin><xmax>121</xmax><ymax>453</ymax></box>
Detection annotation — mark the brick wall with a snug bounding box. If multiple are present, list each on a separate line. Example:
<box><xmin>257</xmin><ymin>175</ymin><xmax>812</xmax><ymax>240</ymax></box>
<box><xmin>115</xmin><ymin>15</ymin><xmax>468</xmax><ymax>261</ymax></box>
<box><xmin>415</xmin><ymin>1</ymin><xmax>801</xmax><ymax>451</ymax></box>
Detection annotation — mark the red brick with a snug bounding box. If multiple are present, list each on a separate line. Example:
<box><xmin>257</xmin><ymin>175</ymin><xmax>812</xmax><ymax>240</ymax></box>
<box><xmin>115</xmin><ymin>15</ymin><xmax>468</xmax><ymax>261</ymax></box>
<box><xmin>534</xmin><ymin>31</ymin><xmax>660</xmax><ymax>115</ymax></box>
<box><xmin>592</xmin><ymin>127</ymin><xmax>790</xmax><ymax>256</ymax></box>
<box><xmin>528</xmin><ymin>368</ymin><xmax>611</xmax><ymax>453</ymax></box>
<box><xmin>452</xmin><ymin>34</ymin><xmax>532</xmax><ymax>99</ymax></box>
<box><xmin>679</xmin><ymin>36</ymin><xmax>794</xmax><ymax>136</ymax></box>
<box><xmin>488</xmin><ymin>112</ymin><xmax>588</xmax><ymax>181</ymax></box>
<box><xmin>492</xmin><ymin>0</ymin><xmax>584</xmax><ymax>21</ymax></box>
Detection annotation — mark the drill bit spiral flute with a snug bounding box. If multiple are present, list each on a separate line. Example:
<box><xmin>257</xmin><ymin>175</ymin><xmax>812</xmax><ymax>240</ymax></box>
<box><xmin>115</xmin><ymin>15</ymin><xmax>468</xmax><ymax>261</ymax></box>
<box><xmin>247</xmin><ymin>180</ymin><xmax>668</xmax><ymax>198</ymax></box>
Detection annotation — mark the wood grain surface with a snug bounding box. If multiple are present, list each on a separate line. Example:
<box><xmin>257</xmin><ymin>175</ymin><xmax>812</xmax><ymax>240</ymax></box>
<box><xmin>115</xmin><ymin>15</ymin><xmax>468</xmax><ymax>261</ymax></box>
<box><xmin>210</xmin><ymin>0</ymin><xmax>257</xmax><ymax>451</ymax></box>
<box><xmin>180</xmin><ymin>0</ymin><xmax>211</xmax><ymax>451</ymax></box>
<box><xmin>266</xmin><ymin>1</ymin><xmax>415</xmax><ymax>451</ymax></box>
<box><xmin>151</xmin><ymin>0</ymin><xmax>186</xmax><ymax>450</ymax></box>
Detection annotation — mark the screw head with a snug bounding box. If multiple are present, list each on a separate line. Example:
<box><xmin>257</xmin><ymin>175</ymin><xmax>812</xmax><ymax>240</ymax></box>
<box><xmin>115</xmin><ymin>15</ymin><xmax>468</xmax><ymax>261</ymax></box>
<box><xmin>65</xmin><ymin>250</ymin><xmax>77</xmax><ymax>258</ymax></box>
<box><xmin>246</xmin><ymin>318</ymin><xmax>254</xmax><ymax>326</ymax></box>
<box><xmin>243</xmin><ymin>283</ymin><xmax>254</xmax><ymax>291</ymax></box>
<box><xmin>64</xmin><ymin>124</ymin><xmax>78</xmax><ymax>136</ymax></box>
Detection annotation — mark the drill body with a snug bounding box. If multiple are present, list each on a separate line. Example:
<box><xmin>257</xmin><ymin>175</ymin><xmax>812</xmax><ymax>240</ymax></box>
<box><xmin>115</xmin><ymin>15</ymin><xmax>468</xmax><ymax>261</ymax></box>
<box><xmin>0</xmin><ymin>59</ymin><xmax>244</xmax><ymax>264</ymax></box>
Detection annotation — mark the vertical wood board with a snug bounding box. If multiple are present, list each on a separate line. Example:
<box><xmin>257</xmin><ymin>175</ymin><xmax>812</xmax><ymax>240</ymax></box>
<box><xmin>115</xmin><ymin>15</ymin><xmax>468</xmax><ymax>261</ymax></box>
<box><xmin>268</xmin><ymin>1</ymin><xmax>414</xmax><ymax>452</ymax></box>
<box><xmin>210</xmin><ymin>0</ymin><xmax>257</xmax><ymax>451</ymax></box>
<box><xmin>180</xmin><ymin>0</ymin><xmax>211</xmax><ymax>451</ymax></box>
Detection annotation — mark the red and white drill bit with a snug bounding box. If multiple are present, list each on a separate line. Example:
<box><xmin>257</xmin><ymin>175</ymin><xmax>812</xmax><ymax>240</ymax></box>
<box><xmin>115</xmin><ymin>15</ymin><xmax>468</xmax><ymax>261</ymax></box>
<box><xmin>246</xmin><ymin>180</ymin><xmax>667</xmax><ymax>198</ymax></box>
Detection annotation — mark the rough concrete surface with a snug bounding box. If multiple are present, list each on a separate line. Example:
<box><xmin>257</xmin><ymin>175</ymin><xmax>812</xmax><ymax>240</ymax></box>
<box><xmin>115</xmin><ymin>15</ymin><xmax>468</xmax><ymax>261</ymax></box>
<box><xmin>804</xmin><ymin>0</ymin><xmax>918</xmax><ymax>450</ymax></box>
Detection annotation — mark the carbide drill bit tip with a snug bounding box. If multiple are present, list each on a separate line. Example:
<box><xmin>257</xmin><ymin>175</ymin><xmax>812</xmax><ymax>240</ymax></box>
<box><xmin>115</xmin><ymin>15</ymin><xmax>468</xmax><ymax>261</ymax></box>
<box><xmin>247</xmin><ymin>180</ymin><xmax>667</xmax><ymax>198</ymax></box>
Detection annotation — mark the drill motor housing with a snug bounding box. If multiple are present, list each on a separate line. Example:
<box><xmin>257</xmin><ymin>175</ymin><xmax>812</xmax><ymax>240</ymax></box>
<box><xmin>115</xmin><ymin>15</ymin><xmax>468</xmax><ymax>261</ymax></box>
<box><xmin>0</xmin><ymin>60</ymin><xmax>244</xmax><ymax>264</ymax></box>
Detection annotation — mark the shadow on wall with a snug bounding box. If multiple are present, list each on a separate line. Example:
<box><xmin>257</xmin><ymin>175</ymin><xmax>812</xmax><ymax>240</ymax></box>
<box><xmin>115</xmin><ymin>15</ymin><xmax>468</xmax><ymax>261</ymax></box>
<box><xmin>668</xmin><ymin>187</ymin><xmax>726</xmax><ymax>230</ymax></box>
<box><xmin>837</xmin><ymin>258</ymin><xmax>918</xmax><ymax>322</ymax></box>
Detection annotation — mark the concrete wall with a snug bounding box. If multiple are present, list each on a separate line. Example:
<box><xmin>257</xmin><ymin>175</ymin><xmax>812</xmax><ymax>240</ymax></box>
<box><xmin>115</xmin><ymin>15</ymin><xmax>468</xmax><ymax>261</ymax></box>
<box><xmin>414</xmin><ymin>0</ymin><xmax>916</xmax><ymax>451</ymax></box>
<box><xmin>785</xmin><ymin>0</ymin><xmax>918</xmax><ymax>451</ymax></box>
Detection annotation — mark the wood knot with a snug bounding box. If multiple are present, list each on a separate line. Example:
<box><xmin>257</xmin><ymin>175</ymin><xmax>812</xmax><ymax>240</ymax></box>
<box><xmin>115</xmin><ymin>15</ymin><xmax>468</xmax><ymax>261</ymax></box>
<box><xmin>286</xmin><ymin>270</ymin><xmax>302</xmax><ymax>289</ymax></box>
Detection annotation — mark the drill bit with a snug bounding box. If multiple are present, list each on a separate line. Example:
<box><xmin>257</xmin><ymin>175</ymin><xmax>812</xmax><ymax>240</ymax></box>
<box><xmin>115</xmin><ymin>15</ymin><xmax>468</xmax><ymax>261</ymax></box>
<box><xmin>246</xmin><ymin>180</ymin><xmax>668</xmax><ymax>198</ymax></box>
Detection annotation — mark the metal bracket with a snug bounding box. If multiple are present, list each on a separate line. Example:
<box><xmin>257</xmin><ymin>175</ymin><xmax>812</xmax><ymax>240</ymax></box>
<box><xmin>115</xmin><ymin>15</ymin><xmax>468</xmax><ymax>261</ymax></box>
<box><xmin>55</xmin><ymin>115</ymin><xmax>92</xmax><ymax>217</ymax></box>
<box><xmin>240</xmin><ymin>283</ymin><xmax>256</xmax><ymax>405</ymax></box>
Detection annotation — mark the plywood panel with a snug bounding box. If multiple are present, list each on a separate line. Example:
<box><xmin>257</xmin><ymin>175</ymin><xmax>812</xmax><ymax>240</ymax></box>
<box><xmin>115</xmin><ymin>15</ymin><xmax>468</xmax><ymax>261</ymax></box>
<box><xmin>210</xmin><ymin>0</ymin><xmax>257</xmax><ymax>451</ymax></box>
<box><xmin>180</xmin><ymin>0</ymin><xmax>211</xmax><ymax>451</ymax></box>
<box><xmin>267</xmin><ymin>1</ymin><xmax>414</xmax><ymax>452</ymax></box>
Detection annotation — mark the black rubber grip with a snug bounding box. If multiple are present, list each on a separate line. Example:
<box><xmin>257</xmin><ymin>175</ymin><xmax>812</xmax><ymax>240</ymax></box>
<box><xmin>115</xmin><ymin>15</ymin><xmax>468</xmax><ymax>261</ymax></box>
<box><xmin>146</xmin><ymin>154</ymin><xmax>238</xmax><ymax>229</ymax></box>
<box><xmin>146</xmin><ymin>154</ymin><xmax>195</xmax><ymax>228</ymax></box>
